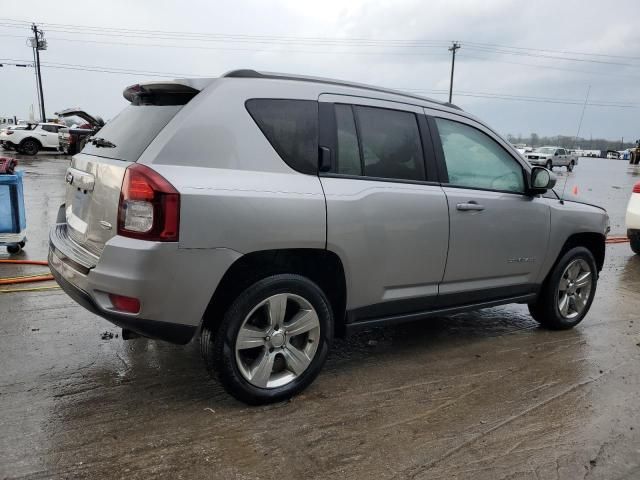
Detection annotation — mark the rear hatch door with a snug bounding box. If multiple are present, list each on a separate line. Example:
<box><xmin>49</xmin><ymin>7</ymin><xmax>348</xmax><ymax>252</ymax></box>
<box><xmin>64</xmin><ymin>81</ymin><xmax>204</xmax><ymax>256</ymax></box>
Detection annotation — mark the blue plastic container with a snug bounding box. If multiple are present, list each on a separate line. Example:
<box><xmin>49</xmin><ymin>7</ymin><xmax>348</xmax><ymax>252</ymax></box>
<box><xmin>0</xmin><ymin>171</ymin><xmax>26</xmax><ymax>240</ymax></box>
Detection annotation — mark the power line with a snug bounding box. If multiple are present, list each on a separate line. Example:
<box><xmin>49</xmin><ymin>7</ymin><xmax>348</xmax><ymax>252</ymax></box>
<box><xmin>0</xmin><ymin>17</ymin><xmax>636</xmax><ymax>64</ymax></box>
<box><xmin>3</xmin><ymin>56</ymin><xmax>637</xmax><ymax>108</ymax></box>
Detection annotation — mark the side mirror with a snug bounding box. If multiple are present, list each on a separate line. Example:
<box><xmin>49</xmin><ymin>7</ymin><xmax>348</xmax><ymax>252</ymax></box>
<box><xmin>529</xmin><ymin>166</ymin><xmax>556</xmax><ymax>194</ymax></box>
<box><xmin>554</xmin><ymin>152</ymin><xmax>559</xmax><ymax>156</ymax></box>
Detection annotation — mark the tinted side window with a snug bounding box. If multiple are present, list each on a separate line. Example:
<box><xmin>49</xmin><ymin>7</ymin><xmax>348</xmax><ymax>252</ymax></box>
<box><xmin>355</xmin><ymin>106</ymin><xmax>425</xmax><ymax>181</ymax></box>
<box><xmin>335</xmin><ymin>104</ymin><xmax>362</xmax><ymax>176</ymax></box>
<box><xmin>246</xmin><ymin>99</ymin><xmax>318</xmax><ymax>174</ymax></box>
<box><xmin>41</xmin><ymin>125</ymin><xmax>56</xmax><ymax>133</ymax></box>
<box><xmin>435</xmin><ymin>118</ymin><xmax>524</xmax><ymax>193</ymax></box>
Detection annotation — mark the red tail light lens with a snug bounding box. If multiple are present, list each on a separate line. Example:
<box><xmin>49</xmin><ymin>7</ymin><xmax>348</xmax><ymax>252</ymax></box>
<box><xmin>109</xmin><ymin>293</ymin><xmax>140</xmax><ymax>314</ymax></box>
<box><xmin>634</xmin><ymin>182</ymin><xmax>640</xmax><ymax>194</ymax></box>
<box><xmin>117</xmin><ymin>164</ymin><xmax>180</xmax><ymax>241</ymax></box>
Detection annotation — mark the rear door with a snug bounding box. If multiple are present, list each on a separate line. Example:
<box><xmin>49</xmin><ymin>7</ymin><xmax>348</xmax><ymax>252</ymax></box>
<box><xmin>64</xmin><ymin>83</ymin><xmax>200</xmax><ymax>256</ymax></box>
<box><xmin>318</xmin><ymin>94</ymin><xmax>449</xmax><ymax>318</ymax></box>
<box><xmin>429</xmin><ymin>112</ymin><xmax>550</xmax><ymax>303</ymax></box>
<box><xmin>38</xmin><ymin>125</ymin><xmax>59</xmax><ymax>148</ymax></box>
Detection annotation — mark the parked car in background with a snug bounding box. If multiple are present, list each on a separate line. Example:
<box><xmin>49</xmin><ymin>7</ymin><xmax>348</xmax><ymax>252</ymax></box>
<box><xmin>49</xmin><ymin>70</ymin><xmax>608</xmax><ymax>404</ymax></box>
<box><xmin>525</xmin><ymin>146</ymin><xmax>578</xmax><ymax>171</ymax></box>
<box><xmin>626</xmin><ymin>181</ymin><xmax>640</xmax><ymax>254</ymax></box>
<box><xmin>56</xmin><ymin>108</ymin><xmax>104</xmax><ymax>155</ymax></box>
<box><xmin>0</xmin><ymin>124</ymin><xmax>29</xmax><ymax>150</ymax></box>
<box><xmin>0</xmin><ymin>122</ymin><xmax>64</xmax><ymax>155</ymax></box>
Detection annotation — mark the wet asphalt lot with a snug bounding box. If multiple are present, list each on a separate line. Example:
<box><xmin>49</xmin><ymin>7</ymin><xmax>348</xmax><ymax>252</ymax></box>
<box><xmin>1</xmin><ymin>153</ymin><xmax>640</xmax><ymax>479</ymax></box>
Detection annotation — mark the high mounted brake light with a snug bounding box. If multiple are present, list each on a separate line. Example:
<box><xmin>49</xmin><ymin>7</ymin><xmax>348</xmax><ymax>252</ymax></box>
<box><xmin>117</xmin><ymin>164</ymin><xmax>180</xmax><ymax>241</ymax></box>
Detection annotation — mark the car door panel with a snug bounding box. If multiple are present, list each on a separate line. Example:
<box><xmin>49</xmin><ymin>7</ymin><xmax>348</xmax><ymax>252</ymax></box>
<box><xmin>322</xmin><ymin>177</ymin><xmax>449</xmax><ymax>311</ymax></box>
<box><xmin>440</xmin><ymin>187</ymin><xmax>549</xmax><ymax>296</ymax></box>
<box><xmin>429</xmin><ymin>112</ymin><xmax>551</xmax><ymax>299</ymax></box>
<box><xmin>319</xmin><ymin>94</ymin><xmax>449</xmax><ymax>315</ymax></box>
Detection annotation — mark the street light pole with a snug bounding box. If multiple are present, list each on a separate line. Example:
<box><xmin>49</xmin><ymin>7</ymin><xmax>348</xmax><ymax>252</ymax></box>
<box><xmin>448</xmin><ymin>41</ymin><xmax>461</xmax><ymax>104</ymax></box>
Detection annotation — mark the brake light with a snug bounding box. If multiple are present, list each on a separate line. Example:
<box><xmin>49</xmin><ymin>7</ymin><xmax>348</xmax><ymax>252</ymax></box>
<box><xmin>109</xmin><ymin>293</ymin><xmax>140</xmax><ymax>314</ymax></box>
<box><xmin>634</xmin><ymin>182</ymin><xmax>640</xmax><ymax>194</ymax></box>
<box><xmin>117</xmin><ymin>164</ymin><xmax>180</xmax><ymax>241</ymax></box>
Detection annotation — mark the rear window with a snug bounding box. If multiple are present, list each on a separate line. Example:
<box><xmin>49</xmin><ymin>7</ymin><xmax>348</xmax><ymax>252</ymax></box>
<box><xmin>81</xmin><ymin>104</ymin><xmax>184</xmax><ymax>162</ymax></box>
<box><xmin>245</xmin><ymin>99</ymin><xmax>318</xmax><ymax>174</ymax></box>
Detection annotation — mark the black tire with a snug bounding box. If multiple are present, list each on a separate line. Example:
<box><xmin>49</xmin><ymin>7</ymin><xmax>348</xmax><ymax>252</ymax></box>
<box><xmin>7</xmin><ymin>244</ymin><xmax>22</xmax><ymax>254</ymax></box>
<box><xmin>201</xmin><ymin>274</ymin><xmax>333</xmax><ymax>405</ymax></box>
<box><xmin>631</xmin><ymin>235</ymin><xmax>640</xmax><ymax>255</ymax></box>
<box><xmin>546</xmin><ymin>160</ymin><xmax>553</xmax><ymax>170</ymax></box>
<box><xmin>528</xmin><ymin>246</ymin><xmax>597</xmax><ymax>330</ymax></box>
<box><xmin>567</xmin><ymin>161</ymin><xmax>574</xmax><ymax>172</ymax></box>
<box><xmin>20</xmin><ymin>139</ymin><xmax>40</xmax><ymax>156</ymax></box>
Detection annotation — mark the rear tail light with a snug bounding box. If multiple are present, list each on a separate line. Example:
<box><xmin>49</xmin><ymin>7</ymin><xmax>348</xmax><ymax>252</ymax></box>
<box><xmin>117</xmin><ymin>164</ymin><xmax>180</xmax><ymax>241</ymax></box>
<box><xmin>109</xmin><ymin>293</ymin><xmax>140</xmax><ymax>314</ymax></box>
<box><xmin>633</xmin><ymin>182</ymin><xmax>640</xmax><ymax>194</ymax></box>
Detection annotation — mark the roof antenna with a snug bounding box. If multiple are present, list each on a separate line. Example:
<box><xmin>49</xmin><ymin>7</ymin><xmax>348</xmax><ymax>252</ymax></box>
<box><xmin>561</xmin><ymin>84</ymin><xmax>590</xmax><ymax>204</ymax></box>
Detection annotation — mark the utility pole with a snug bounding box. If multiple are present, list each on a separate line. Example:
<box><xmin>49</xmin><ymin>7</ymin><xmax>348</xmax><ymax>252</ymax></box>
<box><xmin>30</xmin><ymin>24</ymin><xmax>47</xmax><ymax>122</ymax></box>
<box><xmin>448</xmin><ymin>41</ymin><xmax>461</xmax><ymax>104</ymax></box>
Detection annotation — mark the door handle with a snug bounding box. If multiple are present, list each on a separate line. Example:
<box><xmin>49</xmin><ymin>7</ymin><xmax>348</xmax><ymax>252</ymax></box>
<box><xmin>456</xmin><ymin>201</ymin><xmax>485</xmax><ymax>211</ymax></box>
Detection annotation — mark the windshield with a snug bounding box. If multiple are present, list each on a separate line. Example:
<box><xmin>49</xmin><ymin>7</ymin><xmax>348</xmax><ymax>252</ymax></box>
<box><xmin>81</xmin><ymin>104</ymin><xmax>184</xmax><ymax>162</ymax></box>
<box><xmin>534</xmin><ymin>147</ymin><xmax>556</xmax><ymax>154</ymax></box>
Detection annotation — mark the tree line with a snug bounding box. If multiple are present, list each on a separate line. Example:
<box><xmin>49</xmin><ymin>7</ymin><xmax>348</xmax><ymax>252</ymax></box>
<box><xmin>505</xmin><ymin>133</ymin><xmax>635</xmax><ymax>152</ymax></box>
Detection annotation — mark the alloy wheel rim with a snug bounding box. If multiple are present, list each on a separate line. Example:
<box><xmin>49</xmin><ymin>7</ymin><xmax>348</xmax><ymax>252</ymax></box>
<box><xmin>234</xmin><ymin>293</ymin><xmax>320</xmax><ymax>389</ymax></box>
<box><xmin>557</xmin><ymin>258</ymin><xmax>592</xmax><ymax>319</ymax></box>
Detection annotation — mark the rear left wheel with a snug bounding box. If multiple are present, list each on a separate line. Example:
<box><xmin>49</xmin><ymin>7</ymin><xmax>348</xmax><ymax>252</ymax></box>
<box><xmin>201</xmin><ymin>274</ymin><xmax>333</xmax><ymax>405</ymax></box>
<box><xmin>567</xmin><ymin>161</ymin><xmax>574</xmax><ymax>172</ymax></box>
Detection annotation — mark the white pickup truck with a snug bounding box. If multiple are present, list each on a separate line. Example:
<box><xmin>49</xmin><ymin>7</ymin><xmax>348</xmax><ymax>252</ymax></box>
<box><xmin>525</xmin><ymin>146</ymin><xmax>579</xmax><ymax>171</ymax></box>
<box><xmin>0</xmin><ymin>122</ymin><xmax>64</xmax><ymax>155</ymax></box>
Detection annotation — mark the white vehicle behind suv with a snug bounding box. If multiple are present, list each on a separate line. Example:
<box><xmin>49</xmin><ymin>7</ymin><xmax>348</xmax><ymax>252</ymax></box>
<box><xmin>0</xmin><ymin>122</ymin><xmax>64</xmax><ymax>155</ymax></box>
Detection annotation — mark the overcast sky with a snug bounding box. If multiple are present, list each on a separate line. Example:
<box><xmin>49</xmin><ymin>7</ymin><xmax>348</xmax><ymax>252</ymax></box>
<box><xmin>1</xmin><ymin>0</ymin><xmax>639</xmax><ymax>142</ymax></box>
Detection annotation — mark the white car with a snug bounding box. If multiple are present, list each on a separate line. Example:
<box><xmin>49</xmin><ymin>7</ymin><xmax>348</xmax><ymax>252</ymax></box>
<box><xmin>0</xmin><ymin>122</ymin><xmax>64</xmax><ymax>155</ymax></box>
<box><xmin>525</xmin><ymin>146</ymin><xmax>578</xmax><ymax>171</ymax></box>
<box><xmin>626</xmin><ymin>182</ymin><xmax>640</xmax><ymax>254</ymax></box>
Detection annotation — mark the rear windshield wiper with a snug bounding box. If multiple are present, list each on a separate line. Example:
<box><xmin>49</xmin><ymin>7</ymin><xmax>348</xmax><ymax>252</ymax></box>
<box><xmin>89</xmin><ymin>137</ymin><xmax>116</xmax><ymax>148</ymax></box>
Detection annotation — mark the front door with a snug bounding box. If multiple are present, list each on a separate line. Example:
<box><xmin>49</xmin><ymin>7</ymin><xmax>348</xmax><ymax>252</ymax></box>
<box><xmin>319</xmin><ymin>95</ymin><xmax>450</xmax><ymax>319</ymax></box>
<box><xmin>429</xmin><ymin>114</ymin><xmax>551</xmax><ymax>304</ymax></box>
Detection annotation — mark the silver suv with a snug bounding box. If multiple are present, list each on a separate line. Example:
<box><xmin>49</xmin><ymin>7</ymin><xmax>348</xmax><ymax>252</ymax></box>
<box><xmin>49</xmin><ymin>70</ymin><xmax>609</xmax><ymax>404</ymax></box>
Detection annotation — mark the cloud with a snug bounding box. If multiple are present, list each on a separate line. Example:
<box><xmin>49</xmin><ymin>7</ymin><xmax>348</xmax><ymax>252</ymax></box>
<box><xmin>1</xmin><ymin>0</ymin><xmax>639</xmax><ymax>138</ymax></box>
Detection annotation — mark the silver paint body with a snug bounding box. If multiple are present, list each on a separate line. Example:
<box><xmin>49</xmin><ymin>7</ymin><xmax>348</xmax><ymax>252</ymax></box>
<box><xmin>48</xmin><ymin>75</ymin><xmax>609</xmax><ymax>335</ymax></box>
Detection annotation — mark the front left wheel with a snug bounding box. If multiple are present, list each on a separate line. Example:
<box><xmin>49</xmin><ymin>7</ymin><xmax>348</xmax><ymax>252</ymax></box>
<box><xmin>528</xmin><ymin>247</ymin><xmax>597</xmax><ymax>330</ymax></box>
<box><xmin>201</xmin><ymin>274</ymin><xmax>333</xmax><ymax>405</ymax></box>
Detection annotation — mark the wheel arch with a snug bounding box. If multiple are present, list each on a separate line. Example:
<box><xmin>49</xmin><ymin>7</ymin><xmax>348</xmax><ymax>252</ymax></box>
<box><xmin>19</xmin><ymin>136</ymin><xmax>42</xmax><ymax>148</ymax></box>
<box><xmin>557</xmin><ymin>232</ymin><xmax>606</xmax><ymax>272</ymax></box>
<box><xmin>201</xmin><ymin>248</ymin><xmax>348</xmax><ymax>338</ymax></box>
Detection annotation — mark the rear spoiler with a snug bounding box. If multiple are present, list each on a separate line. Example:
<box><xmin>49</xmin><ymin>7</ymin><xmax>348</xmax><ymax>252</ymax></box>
<box><xmin>123</xmin><ymin>79</ymin><xmax>214</xmax><ymax>103</ymax></box>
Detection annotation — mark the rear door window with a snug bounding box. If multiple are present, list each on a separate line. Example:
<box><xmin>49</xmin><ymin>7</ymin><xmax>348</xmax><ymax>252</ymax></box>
<box><xmin>335</xmin><ymin>104</ymin><xmax>362</xmax><ymax>175</ymax></box>
<box><xmin>354</xmin><ymin>106</ymin><xmax>425</xmax><ymax>181</ymax></box>
<box><xmin>246</xmin><ymin>99</ymin><xmax>318</xmax><ymax>174</ymax></box>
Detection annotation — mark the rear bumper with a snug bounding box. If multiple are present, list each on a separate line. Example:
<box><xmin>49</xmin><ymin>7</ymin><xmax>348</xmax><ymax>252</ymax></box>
<box><xmin>50</xmin><ymin>265</ymin><xmax>196</xmax><ymax>344</ymax></box>
<box><xmin>49</xmin><ymin>221</ymin><xmax>242</xmax><ymax>344</ymax></box>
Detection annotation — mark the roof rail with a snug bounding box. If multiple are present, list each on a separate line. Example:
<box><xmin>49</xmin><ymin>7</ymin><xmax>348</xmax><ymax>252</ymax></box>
<box><xmin>222</xmin><ymin>69</ymin><xmax>462</xmax><ymax>110</ymax></box>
